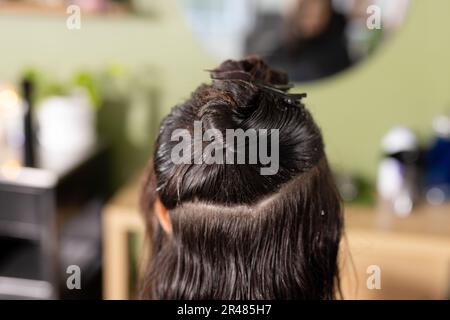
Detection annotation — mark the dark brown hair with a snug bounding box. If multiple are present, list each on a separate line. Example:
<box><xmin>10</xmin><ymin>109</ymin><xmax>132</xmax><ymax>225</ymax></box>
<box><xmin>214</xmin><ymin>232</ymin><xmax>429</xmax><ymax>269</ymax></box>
<box><xmin>141</xmin><ymin>57</ymin><xmax>342</xmax><ymax>299</ymax></box>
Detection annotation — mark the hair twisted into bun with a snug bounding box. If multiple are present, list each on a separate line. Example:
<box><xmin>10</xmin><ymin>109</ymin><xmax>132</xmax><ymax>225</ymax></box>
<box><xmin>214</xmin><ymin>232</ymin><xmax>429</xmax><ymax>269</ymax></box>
<box><xmin>141</xmin><ymin>57</ymin><xmax>342</xmax><ymax>300</ymax></box>
<box><xmin>209</xmin><ymin>56</ymin><xmax>289</xmax><ymax>87</ymax></box>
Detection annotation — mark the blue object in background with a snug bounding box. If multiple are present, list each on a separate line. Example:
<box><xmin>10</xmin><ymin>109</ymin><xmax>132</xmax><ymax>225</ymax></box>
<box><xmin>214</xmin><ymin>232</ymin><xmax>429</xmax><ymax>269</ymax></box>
<box><xmin>424</xmin><ymin>115</ymin><xmax>450</xmax><ymax>204</ymax></box>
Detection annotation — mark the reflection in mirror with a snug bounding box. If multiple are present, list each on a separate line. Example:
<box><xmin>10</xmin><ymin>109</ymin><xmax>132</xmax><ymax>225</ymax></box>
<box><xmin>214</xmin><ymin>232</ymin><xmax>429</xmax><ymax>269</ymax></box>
<box><xmin>179</xmin><ymin>0</ymin><xmax>410</xmax><ymax>82</ymax></box>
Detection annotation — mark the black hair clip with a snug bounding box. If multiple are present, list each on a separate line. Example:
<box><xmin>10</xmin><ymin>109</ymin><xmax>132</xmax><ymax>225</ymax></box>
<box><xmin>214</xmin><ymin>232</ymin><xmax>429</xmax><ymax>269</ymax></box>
<box><xmin>208</xmin><ymin>70</ymin><xmax>307</xmax><ymax>107</ymax></box>
<box><xmin>260</xmin><ymin>84</ymin><xmax>307</xmax><ymax>107</ymax></box>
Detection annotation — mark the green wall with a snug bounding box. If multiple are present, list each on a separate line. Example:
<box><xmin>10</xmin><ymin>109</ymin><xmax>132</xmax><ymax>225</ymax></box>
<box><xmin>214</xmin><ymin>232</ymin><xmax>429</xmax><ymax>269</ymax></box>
<box><xmin>1</xmin><ymin>0</ymin><xmax>449</xmax><ymax>181</ymax></box>
<box><xmin>299</xmin><ymin>0</ymin><xmax>450</xmax><ymax>180</ymax></box>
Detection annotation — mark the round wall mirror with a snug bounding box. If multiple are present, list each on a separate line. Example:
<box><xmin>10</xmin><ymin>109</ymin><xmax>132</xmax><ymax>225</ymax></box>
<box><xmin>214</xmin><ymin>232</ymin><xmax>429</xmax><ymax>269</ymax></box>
<box><xmin>178</xmin><ymin>0</ymin><xmax>411</xmax><ymax>82</ymax></box>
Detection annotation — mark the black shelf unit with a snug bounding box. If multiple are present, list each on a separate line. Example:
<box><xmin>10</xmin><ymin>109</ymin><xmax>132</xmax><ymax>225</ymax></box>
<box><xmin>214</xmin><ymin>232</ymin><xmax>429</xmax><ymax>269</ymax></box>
<box><xmin>0</xmin><ymin>145</ymin><xmax>110</xmax><ymax>299</ymax></box>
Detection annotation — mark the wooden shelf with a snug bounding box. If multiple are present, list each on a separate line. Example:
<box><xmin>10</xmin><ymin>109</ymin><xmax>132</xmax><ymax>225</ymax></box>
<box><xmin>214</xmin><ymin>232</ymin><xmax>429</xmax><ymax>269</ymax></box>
<box><xmin>0</xmin><ymin>1</ymin><xmax>131</xmax><ymax>16</ymax></box>
<box><xmin>345</xmin><ymin>204</ymin><xmax>450</xmax><ymax>238</ymax></box>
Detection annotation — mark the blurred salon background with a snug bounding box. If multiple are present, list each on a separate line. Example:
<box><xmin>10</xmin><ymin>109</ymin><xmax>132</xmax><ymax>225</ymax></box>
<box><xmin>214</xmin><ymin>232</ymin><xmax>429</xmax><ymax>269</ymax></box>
<box><xmin>0</xmin><ymin>0</ymin><xmax>449</xmax><ymax>300</ymax></box>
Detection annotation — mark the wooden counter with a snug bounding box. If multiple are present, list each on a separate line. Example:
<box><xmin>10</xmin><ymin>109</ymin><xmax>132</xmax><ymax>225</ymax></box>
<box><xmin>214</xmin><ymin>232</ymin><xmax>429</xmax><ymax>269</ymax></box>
<box><xmin>102</xmin><ymin>175</ymin><xmax>145</xmax><ymax>300</ymax></box>
<box><xmin>342</xmin><ymin>205</ymin><xmax>450</xmax><ymax>299</ymax></box>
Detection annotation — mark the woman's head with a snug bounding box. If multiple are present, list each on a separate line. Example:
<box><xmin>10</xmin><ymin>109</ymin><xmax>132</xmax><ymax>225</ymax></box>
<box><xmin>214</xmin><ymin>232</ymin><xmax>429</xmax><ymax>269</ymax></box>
<box><xmin>141</xmin><ymin>57</ymin><xmax>342</xmax><ymax>299</ymax></box>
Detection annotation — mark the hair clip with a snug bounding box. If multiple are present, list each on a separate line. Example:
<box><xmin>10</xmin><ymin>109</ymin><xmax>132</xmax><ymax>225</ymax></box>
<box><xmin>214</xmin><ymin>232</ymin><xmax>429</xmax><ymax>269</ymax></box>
<box><xmin>260</xmin><ymin>84</ymin><xmax>307</xmax><ymax>107</ymax></box>
<box><xmin>209</xmin><ymin>71</ymin><xmax>307</xmax><ymax>107</ymax></box>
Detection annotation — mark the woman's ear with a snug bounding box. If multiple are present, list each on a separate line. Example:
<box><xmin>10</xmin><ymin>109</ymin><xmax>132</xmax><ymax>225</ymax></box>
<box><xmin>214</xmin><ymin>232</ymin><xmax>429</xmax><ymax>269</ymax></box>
<box><xmin>154</xmin><ymin>196</ymin><xmax>172</xmax><ymax>234</ymax></box>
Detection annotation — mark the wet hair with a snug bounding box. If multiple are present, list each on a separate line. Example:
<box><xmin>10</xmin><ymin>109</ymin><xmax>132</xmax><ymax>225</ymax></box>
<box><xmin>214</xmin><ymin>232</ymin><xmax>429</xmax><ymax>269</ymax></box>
<box><xmin>140</xmin><ymin>57</ymin><xmax>343</xmax><ymax>299</ymax></box>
